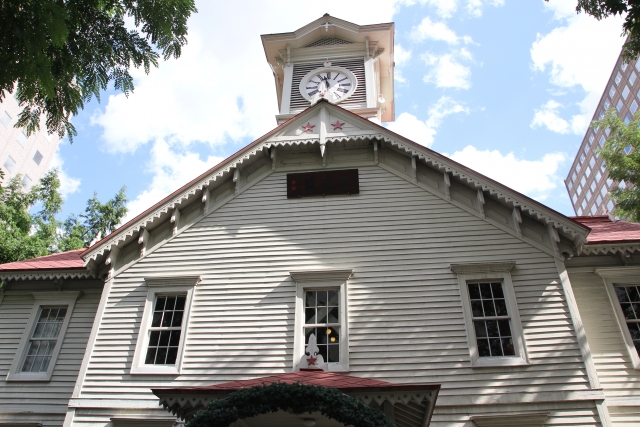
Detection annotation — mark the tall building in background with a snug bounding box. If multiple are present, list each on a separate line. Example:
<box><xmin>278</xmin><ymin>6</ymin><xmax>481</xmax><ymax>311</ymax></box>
<box><xmin>0</xmin><ymin>94</ymin><xmax>62</xmax><ymax>187</ymax></box>
<box><xmin>565</xmin><ymin>48</ymin><xmax>638</xmax><ymax>216</ymax></box>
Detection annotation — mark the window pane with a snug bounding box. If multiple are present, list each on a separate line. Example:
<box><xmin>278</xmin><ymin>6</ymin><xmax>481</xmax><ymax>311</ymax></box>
<box><xmin>305</xmin><ymin>307</ymin><xmax>316</xmax><ymax>324</ymax></box>
<box><xmin>468</xmin><ymin>283</ymin><xmax>480</xmax><ymax>299</ymax></box>
<box><xmin>171</xmin><ymin>310</ymin><xmax>183</xmax><ymax>327</ymax></box>
<box><xmin>305</xmin><ymin>291</ymin><xmax>316</xmax><ymax>307</ymax></box>
<box><xmin>480</xmin><ymin>283</ymin><xmax>492</xmax><ymax>299</ymax></box>
<box><xmin>483</xmin><ymin>299</ymin><xmax>496</xmax><ymax>317</ymax></box>
<box><xmin>0</xmin><ymin>111</ymin><xmax>10</xmax><ymax>127</ymax></box>
<box><xmin>328</xmin><ymin>307</ymin><xmax>339</xmax><ymax>323</ymax></box>
<box><xmin>317</xmin><ymin>307</ymin><xmax>327</xmax><ymax>323</ymax></box>
<box><xmin>474</xmin><ymin>321</ymin><xmax>488</xmax><ymax>338</ymax></box>
<box><xmin>317</xmin><ymin>291</ymin><xmax>328</xmax><ymax>306</ymax></box>
<box><xmin>155</xmin><ymin>296</ymin><xmax>167</xmax><ymax>311</ymax></box>
<box><xmin>166</xmin><ymin>347</ymin><xmax>179</xmax><ymax>364</ymax></box>
<box><xmin>495</xmin><ymin>299</ymin><xmax>508</xmax><ymax>316</ymax></box>
<box><xmin>477</xmin><ymin>339</ymin><xmax>491</xmax><ymax>357</ymax></box>
<box><xmin>33</xmin><ymin>150</ymin><xmax>43</xmax><ymax>165</ymax></box>
<box><xmin>491</xmin><ymin>283</ymin><xmax>504</xmax><ymax>298</ymax></box>
<box><xmin>145</xmin><ymin>347</ymin><xmax>157</xmax><ymax>364</ymax></box>
<box><xmin>471</xmin><ymin>300</ymin><xmax>484</xmax><ymax>317</ymax></box>
<box><xmin>328</xmin><ymin>290</ymin><xmax>339</xmax><ymax>306</ymax></box>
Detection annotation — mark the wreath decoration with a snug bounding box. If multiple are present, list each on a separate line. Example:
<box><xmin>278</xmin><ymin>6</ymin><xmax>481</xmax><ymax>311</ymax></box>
<box><xmin>186</xmin><ymin>382</ymin><xmax>395</xmax><ymax>427</ymax></box>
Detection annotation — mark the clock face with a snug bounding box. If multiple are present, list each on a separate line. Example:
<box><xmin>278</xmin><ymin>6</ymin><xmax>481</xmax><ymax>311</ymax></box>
<box><xmin>299</xmin><ymin>67</ymin><xmax>357</xmax><ymax>104</ymax></box>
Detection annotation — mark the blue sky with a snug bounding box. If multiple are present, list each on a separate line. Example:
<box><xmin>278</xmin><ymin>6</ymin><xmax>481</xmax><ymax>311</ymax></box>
<box><xmin>52</xmin><ymin>0</ymin><xmax>625</xmax><ymax>222</ymax></box>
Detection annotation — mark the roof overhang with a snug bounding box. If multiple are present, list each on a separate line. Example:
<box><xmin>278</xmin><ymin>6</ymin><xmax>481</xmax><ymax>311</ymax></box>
<box><xmin>152</xmin><ymin>371</ymin><xmax>440</xmax><ymax>426</ymax></box>
<box><xmin>81</xmin><ymin>101</ymin><xmax>590</xmax><ymax>266</ymax></box>
<box><xmin>0</xmin><ymin>268</ymin><xmax>93</xmax><ymax>282</ymax></box>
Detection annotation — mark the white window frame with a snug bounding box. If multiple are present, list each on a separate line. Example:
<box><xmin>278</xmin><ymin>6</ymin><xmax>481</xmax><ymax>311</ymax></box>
<box><xmin>130</xmin><ymin>276</ymin><xmax>199</xmax><ymax>375</ymax></box>
<box><xmin>597</xmin><ymin>266</ymin><xmax>640</xmax><ymax>369</ymax></box>
<box><xmin>451</xmin><ymin>262</ymin><xmax>529</xmax><ymax>367</ymax></box>
<box><xmin>7</xmin><ymin>291</ymin><xmax>80</xmax><ymax>381</ymax></box>
<box><xmin>291</xmin><ymin>269</ymin><xmax>351</xmax><ymax>372</ymax></box>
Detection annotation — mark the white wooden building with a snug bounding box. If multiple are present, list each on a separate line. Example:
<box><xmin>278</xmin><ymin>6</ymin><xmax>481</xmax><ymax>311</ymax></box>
<box><xmin>1</xmin><ymin>14</ymin><xmax>640</xmax><ymax>427</ymax></box>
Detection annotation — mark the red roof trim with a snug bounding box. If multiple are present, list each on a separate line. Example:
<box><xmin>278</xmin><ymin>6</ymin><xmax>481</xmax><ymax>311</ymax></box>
<box><xmin>152</xmin><ymin>371</ymin><xmax>439</xmax><ymax>396</ymax></box>
<box><xmin>0</xmin><ymin>249</ymin><xmax>86</xmax><ymax>271</ymax></box>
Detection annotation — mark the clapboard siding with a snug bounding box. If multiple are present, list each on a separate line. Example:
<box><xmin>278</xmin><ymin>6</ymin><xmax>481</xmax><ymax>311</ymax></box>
<box><xmin>570</xmin><ymin>270</ymin><xmax>640</xmax><ymax>425</ymax></box>
<box><xmin>0</xmin><ymin>280</ymin><xmax>103</xmax><ymax>426</ymax></box>
<box><xmin>76</xmin><ymin>166</ymin><xmax>598</xmax><ymax>425</ymax></box>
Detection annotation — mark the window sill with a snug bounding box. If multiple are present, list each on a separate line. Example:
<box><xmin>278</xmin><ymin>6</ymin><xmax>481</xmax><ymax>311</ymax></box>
<box><xmin>6</xmin><ymin>372</ymin><xmax>52</xmax><ymax>382</ymax></box>
<box><xmin>327</xmin><ymin>363</ymin><xmax>349</xmax><ymax>372</ymax></box>
<box><xmin>130</xmin><ymin>366</ymin><xmax>181</xmax><ymax>375</ymax></box>
<box><xmin>471</xmin><ymin>357</ymin><xmax>529</xmax><ymax>368</ymax></box>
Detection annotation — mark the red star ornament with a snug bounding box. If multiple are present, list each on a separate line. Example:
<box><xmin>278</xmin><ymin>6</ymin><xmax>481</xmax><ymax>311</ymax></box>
<box><xmin>302</xmin><ymin>123</ymin><xmax>315</xmax><ymax>132</ymax></box>
<box><xmin>307</xmin><ymin>355</ymin><xmax>317</xmax><ymax>365</ymax></box>
<box><xmin>331</xmin><ymin>120</ymin><xmax>345</xmax><ymax>130</ymax></box>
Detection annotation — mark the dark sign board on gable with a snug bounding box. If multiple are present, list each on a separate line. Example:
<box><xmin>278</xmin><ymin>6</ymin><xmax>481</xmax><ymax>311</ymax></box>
<box><xmin>287</xmin><ymin>169</ymin><xmax>359</xmax><ymax>199</ymax></box>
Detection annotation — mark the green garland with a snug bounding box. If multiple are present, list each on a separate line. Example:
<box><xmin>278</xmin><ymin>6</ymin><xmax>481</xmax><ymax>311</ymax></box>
<box><xmin>186</xmin><ymin>382</ymin><xmax>395</xmax><ymax>427</ymax></box>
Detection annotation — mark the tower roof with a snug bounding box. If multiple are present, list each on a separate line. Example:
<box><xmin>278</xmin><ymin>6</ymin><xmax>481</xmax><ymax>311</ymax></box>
<box><xmin>262</xmin><ymin>14</ymin><xmax>395</xmax><ymax>122</ymax></box>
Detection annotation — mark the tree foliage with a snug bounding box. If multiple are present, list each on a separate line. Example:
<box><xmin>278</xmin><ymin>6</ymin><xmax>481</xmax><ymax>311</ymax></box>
<box><xmin>0</xmin><ymin>0</ymin><xmax>197</xmax><ymax>141</ymax></box>
<box><xmin>187</xmin><ymin>382</ymin><xmax>395</xmax><ymax>427</ymax></box>
<box><xmin>592</xmin><ymin>108</ymin><xmax>640</xmax><ymax>221</ymax></box>
<box><xmin>0</xmin><ymin>169</ymin><xmax>127</xmax><ymax>263</ymax></box>
<box><xmin>558</xmin><ymin>1</ymin><xmax>640</xmax><ymax>62</ymax></box>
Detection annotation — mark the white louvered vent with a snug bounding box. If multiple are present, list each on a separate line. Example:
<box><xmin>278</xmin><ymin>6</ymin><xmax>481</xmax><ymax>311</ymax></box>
<box><xmin>305</xmin><ymin>38</ymin><xmax>353</xmax><ymax>48</ymax></box>
<box><xmin>290</xmin><ymin>59</ymin><xmax>367</xmax><ymax>114</ymax></box>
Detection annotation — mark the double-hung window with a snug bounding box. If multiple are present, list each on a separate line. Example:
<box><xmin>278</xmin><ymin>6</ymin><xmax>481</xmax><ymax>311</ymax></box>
<box><xmin>131</xmin><ymin>276</ymin><xmax>199</xmax><ymax>374</ymax></box>
<box><xmin>304</xmin><ymin>289</ymin><xmax>341</xmax><ymax>363</ymax></box>
<box><xmin>7</xmin><ymin>292</ymin><xmax>80</xmax><ymax>381</ymax></box>
<box><xmin>452</xmin><ymin>262</ymin><xmax>528</xmax><ymax>367</ymax></box>
<box><xmin>468</xmin><ymin>281</ymin><xmax>516</xmax><ymax>357</ymax></box>
<box><xmin>291</xmin><ymin>269</ymin><xmax>351</xmax><ymax>372</ymax></box>
<box><xmin>145</xmin><ymin>295</ymin><xmax>186</xmax><ymax>365</ymax></box>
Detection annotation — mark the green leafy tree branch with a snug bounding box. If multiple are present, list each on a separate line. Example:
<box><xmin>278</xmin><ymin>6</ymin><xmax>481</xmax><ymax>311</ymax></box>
<box><xmin>0</xmin><ymin>0</ymin><xmax>197</xmax><ymax>141</ymax></box>
<box><xmin>0</xmin><ymin>169</ymin><xmax>127</xmax><ymax>263</ymax></box>
<box><xmin>592</xmin><ymin>107</ymin><xmax>640</xmax><ymax>221</ymax></box>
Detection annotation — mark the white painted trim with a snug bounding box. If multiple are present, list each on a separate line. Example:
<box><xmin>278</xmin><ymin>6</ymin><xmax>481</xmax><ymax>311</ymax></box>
<box><xmin>555</xmin><ymin>259</ymin><xmax>603</xmax><ymax>388</ymax></box>
<box><xmin>130</xmin><ymin>279</ymin><xmax>198</xmax><ymax>375</ymax></box>
<box><xmin>292</xmin><ymin>276</ymin><xmax>349</xmax><ymax>372</ymax></box>
<box><xmin>555</xmin><ymin>260</ymin><xmax>613</xmax><ymax>427</ymax></box>
<box><xmin>289</xmin><ymin>269</ymin><xmax>352</xmax><ymax>282</ymax></box>
<box><xmin>71</xmin><ymin>278</ymin><xmax>111</xmax><ymax>398</ymax></box>
<box><xmin>454</xmin><ymin>270</ymin><xmax>529</xmax><ymax>367</ymax></box>
<box><xmin>470</xmin><ymin>411</ymin><xmax>549</xmax><ymax>426</ymax></box>
<box><xmin>597</xmin><ymin>267</ymin><xmax>640</xmax><ymax>370</ymax></box>
<box><xmin>6</xmin><ymin>291</ymin><xmax>81</xmax><ymax>382</ymax></box>
<box><xmin>450</xmin><ymin>262</ymin><xmax>515</xmax><ymax>274</ymax></box>
<box><xmin>280</xmin><ymin>64</ymin><xmax>293</xmax><ymax>115</ymax></box>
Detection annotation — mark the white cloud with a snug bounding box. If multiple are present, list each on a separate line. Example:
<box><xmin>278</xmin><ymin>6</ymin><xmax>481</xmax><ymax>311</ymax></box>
<box><xmin>531</xmin><ymin>100</ymin><xmax>570</xmax><ymax>133</ymax></box>
<box><xmin>447</xmin><ymin>146</ymin><xmax>567</xmax><ymax>200</ymax></box>
<box><xmin>49</xmin><ymin>146</ymin><xmax>81</xmax><ymax>199</ymax></box>
<box><xmin>530</xmin><ymin>5</ymin><xmax>625</xmax><ymax>133</ymax></box>
<box><xmin>387</xmin><ymin>96</ymin><xmax>469</xmax><ymax>147</ymax></box>
<box><xmin>91</xmin><ymin>2</ymin><xmax>399</xmax><ymax>155</ymax></box>
<box><xmin>123</xmin><ymin>139</ymin><xmax>224</xmax><ymax>222</ymax></box>
<box><xmin>394</xmin><ymin>44</ymin><xmax>413</xmax><ymax>82</ymax></box>
<box><xmin>422</xmin><ymin>49</ymin><xmax>473</xmax><ymax>89</ymax></box>
<box><xmin>396</xmin><ymin>0</ymin><xmax>504</xmax><ymax>18</ymax></box>
<box><xmin>410</xmin><ymin>16</ymin><xmax>472</xmax><ymax>44</ymax></box>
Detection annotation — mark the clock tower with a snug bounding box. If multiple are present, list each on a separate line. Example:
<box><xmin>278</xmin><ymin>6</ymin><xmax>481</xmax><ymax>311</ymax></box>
<box><xmin>261</xmin><ymin>14</ymin><xmax>395</xmax><ymax>124</ymax></box>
